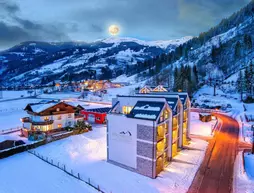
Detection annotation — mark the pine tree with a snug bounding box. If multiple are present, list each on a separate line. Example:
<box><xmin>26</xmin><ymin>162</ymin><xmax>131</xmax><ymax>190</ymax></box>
<box><xmin>236</xmin><ymin>70</ymin><xmax>244</xmax><ymax>101</ymax></box>
<box><xmin>173</xmin><ymin>67</ymin><xmax>180</xmax><ymax>91</ymax></box>
<box><xmin>193</xmin><ymin>64</ymin><xmax>199</xmax><ymax>85</ymax></box>
<box><xmin>235</xmin><ymin>41</ymin><xmax>242</xmax><ymax>58</ymax></box>
<box><xmin>244</xmin><ymin>67</ymin><xmax>251</xmax><ymax>95</ymax></box>
<box><xmin>244</xmin><ymin>34</ymin><xmax>252</xmax><ymax>50</ymax></box>
<box><xmin>249</xmin><ymin>62</ymin><xmax>254</xmax><ymax>96</ymax></box>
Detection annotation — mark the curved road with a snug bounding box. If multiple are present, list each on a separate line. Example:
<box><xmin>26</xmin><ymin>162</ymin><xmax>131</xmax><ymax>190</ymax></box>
<box><xmin>188</xmin><ymin>113</ymin><xmax>239</xmax><ymax>193</ymax></box>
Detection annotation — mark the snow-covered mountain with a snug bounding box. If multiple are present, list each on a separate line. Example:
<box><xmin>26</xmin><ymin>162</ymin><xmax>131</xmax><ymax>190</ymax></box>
<box><xmin>0</xmin><ymin>37</ymin><xmax>192</xmax><ymax>86</ymax></box>
<box><xmin>153</xmin><ymin>1</ymin><xmax>254</xmax><ymax>89</ymax></box>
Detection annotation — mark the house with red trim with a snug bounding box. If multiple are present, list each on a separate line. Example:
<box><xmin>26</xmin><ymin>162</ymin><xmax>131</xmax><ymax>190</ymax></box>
<box><xmin>81</xmin><ymin>107</ymin><xmax>111</xmax><ymax>124</ymax></box>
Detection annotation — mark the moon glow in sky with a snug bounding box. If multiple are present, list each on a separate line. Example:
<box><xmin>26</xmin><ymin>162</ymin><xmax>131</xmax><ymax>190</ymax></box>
<box><xmin>108</xmin><ymin>25</ymin><xmax>120</xmax><ymax>36</ymax></box>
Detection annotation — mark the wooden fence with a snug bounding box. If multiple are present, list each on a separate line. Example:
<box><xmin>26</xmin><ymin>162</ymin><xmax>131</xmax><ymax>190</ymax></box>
<box><xmin>28</xmin><ymin>150</ymin><xmax>108</xmax><ymax>193</ymax></box>
<box><xmin>0</xmin><ymin>127</ymin><xmax>21</xmax><ymax>134</ymax></box>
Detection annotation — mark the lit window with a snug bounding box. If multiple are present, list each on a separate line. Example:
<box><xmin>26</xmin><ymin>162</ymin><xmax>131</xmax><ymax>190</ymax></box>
<box><xmin>96</xmin><ymin>117</ymin><xmax>101</xmax><ymax>121</ymax></box>
<box><xmin>164</xmin><ymin>110</ymin><xmax>169</xmax><ymax>119</ymax></box>
<box><xmin>44</xmin><ymin>116</ymin><xmax>49</xmax><ymax>121</ymax></box>
<box><xmin>122</xmin><ymin>106</ymin><xmax>133</xmax><ymax>114</ymax></box>
<box><xmin>57</xmin><ymin>124</ymin><xmax>62</xmax><ymax>128</ymax></box>
<box><xmin>56</xmin><ymin>108</ymin><xmax>60</xmax><ymax>112</ymax></box>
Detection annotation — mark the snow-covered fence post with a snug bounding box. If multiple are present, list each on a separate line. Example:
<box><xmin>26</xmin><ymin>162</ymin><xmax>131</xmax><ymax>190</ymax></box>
<box><xmin>51</xmin><ymin>159</ymin><xmax>53</xmax><ymax>164</ymax></box>
<box><xmin>57</xmin><ymin>162</ymin><xmax>59</xmax><ymax>168</ymax></box>
<box><xmin>88</xmin><ymin>178</ymin><xmax>90</xmax><ymax>185</ymax></box>
<box><xmin>71</xmin><ymin>169</ymin><xmax>73</xmax><ymax>175</ymax></box>
<box><xmin>98</xmin><ymin>185</ymin><xmax>100</xmax><ymax>191</ymax></box>
<box><xmin>64</xmin><ymin>165</ymin><xmax>66</xmax><ymax>171</ymax></box>
<box><xmin>78</xmin><ymin>173</ymin><xmax>80</xmax><ymax>179</ymax></box>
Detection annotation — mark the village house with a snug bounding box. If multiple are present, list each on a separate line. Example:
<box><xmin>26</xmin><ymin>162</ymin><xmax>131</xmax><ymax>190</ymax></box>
<box><xmin>81</xmin><ymin>107</ymin><xmax>111</xmax><ymax>124</ymax></box>
<box><xmin>21</xmin><ymin>101</ymin><xmax>84</xmax><ymax>133</ymax></box>
<box><xmin>106</xmin><ymin>91</ymin><xmax>190</xmax><ymax>178</ymax></box>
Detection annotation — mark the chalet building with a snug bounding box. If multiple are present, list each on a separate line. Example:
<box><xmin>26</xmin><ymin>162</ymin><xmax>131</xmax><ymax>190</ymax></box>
<box><xmin>107</xmin><ymin>93</ymin><xmax>190</xmax><ymax>178</ymax></box>
<box><xmin>21</xmin><ymin>101</ymin><xmax>84</xmax><ymax>132</ymax></box>
<box><xmin>81</xmin><ymin>107</ymin><xmax>111</xmax><ymax>124</ymax></box>
<box><xmin>136</xmin><ymin>91</ymin><xmax>191</xmax><ymax>146</ymax></box>
<box><xmin>139</xmin><ymin>85</ymin><xmax>169</xmax><ymax>94</ymax></box>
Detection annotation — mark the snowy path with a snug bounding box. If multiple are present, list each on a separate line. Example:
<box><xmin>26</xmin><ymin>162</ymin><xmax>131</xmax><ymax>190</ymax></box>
<box><xmin>0</xmin><ymin>152</ymin><xmax>97</xmax><ymax>193</ymax></box>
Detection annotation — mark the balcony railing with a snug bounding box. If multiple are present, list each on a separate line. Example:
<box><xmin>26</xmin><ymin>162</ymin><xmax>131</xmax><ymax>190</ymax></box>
<box><xmin>21</xmin><ymin>117</ymin><xmax>54</xmax><ymax>125</ymax></box>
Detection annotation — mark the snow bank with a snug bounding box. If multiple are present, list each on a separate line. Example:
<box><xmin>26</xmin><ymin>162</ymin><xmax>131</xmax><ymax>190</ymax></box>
<box><xmin>245</xmin><ymin>152</ymin><xmax>254</xmax><ymax>179</ymax></box>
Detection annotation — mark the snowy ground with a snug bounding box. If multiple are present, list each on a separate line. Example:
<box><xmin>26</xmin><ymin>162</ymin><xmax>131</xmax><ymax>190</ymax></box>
<box><xmin>0</xmin><ymin>90</ymin><xmax>32</xmax><ymax>101</ymax></box>
<box><xmin>190</xmin><ymin>112</ymin><xmax>217</xmax><ymax>137</ymax></box>
<box><xmin>0</xmin><ymin>99</ymin><xmax>42</xmax><ymax>132</ymax></box>
<box><xmin>39</xmin><ymin>92</ymin><xmax>81</xmax><ymax>100</ymax></box>
<box><xmin>0</xmin><ymin>153</ymin><xmax>97</xmax><ymax>193</ymax></box>
<box><xmin>0</xmin><ymin>131</ymin><xmax>31</xmax><ymax>144</ymax></box>
<box><xmin>194</xmin><ymin>85</ymin><xmax>253</xmax><ymax>143</ymax></box>
<box><xmin>29</xmin><ymin>123</ymin><xmax>208</xmax><ymax>193</ymax></box>
<box><xmin>245</xmin><ymin>152</ymin><xmax>254</xmax><ymax>179</ymax></box>
<box><xmin>234</xmin><ymin>151</ymin><xmax>254</xmax><ymax>193</ymax></box>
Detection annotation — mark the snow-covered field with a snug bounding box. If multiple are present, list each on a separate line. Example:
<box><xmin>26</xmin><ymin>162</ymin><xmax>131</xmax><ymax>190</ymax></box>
<box><xmin>190</xmin><ymin>112</ymin><xmax>217</xmax><ymax>137</ymax></box>
<box><xmin>26</xmin><ymin>122</ymin><xmax>208</xmax><ymax>193</ymax></box>
<box><xmin>0</xmin><ymin>99</ymin><xmax>43</xmax><ymax>132</ymax></box>
<box><xmin>0</xmin><ymin>90</ymin><xmax>31</xmax><ymax>101</ymax></box>
<box><xmin>0</xmin><ymin>153</ymin><xmax>97</xmax><ymax>193</ymax></box>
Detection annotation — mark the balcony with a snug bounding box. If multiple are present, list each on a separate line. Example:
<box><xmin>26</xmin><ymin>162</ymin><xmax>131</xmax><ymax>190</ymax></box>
<box><xmin>21</xmin><ymin>117</ymin><xmax>54</xmax><ymax>126</ymax></box>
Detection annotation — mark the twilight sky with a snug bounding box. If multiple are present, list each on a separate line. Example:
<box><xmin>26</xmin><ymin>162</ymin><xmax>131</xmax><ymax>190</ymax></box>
<box><xmin>0</xmin><ymin>0</ymin><xmax>250</xmax><ymax>49</ymax></box>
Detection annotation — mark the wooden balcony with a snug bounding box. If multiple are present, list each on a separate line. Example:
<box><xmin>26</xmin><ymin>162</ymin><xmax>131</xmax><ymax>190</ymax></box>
<box><xmin>21</xmin><ymin>117</ymin><xmax>54</xmax><ymax>125</ymax></box>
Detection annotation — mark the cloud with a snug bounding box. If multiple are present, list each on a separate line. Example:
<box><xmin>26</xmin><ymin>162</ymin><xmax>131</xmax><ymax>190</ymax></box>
<box><xmin>0</xmin><ymin>0</ymin><xmax>251</xmax><ymax>49</ymax></box>
<box><xmin>0</xmin><ymin>0</ymin><xmax>69</xmax><ymax>50</ymax></box>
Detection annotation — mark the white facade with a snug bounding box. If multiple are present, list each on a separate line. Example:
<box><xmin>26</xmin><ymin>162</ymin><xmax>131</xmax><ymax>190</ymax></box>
<box><xmin>107</xmin><ymin>114</ymin><xmax>154</xmax><ymax>169</ymax></box>
<box><xmin>107</xmin><ymin>94</ymin><xmax>187</xmax><ymax>178</ymax></box>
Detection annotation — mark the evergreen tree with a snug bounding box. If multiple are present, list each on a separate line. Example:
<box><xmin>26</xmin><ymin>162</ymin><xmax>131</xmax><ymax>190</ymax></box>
<box><xmin>244</xmin><ymin>34</ymin><xmax>252</xmax><ymax>50</ymax></box>
<box><xmin>244</xmin><ymin>67</ymin><xmax>251</xmax><ymax>95</ymax></box>
<box><xmin>235</xmin><ymin>41</ymin><xmax>242</xmax><ymax>58</ymax></box>
<box><xmin>173</xmin><ymin>67</ymin><xmax>180</xmax><ymax>91</ymax></box>
<box><xmin>236</xmin><ymin>70</ymin><xmax>244</xmax><ymax>101</ymax></box>
<box><xmin>193</xmin><ymin>64</ymin><xmax>199</xmax><ymax>85</ymax></box>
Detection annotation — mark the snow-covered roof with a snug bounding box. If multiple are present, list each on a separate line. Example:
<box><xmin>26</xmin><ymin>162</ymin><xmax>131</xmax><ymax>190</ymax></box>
<box><xmin>128</xmin><ymin>101</ymin><xmax>165</xmax><ymax>121</ymax></box>
<box><xmin>30</xmin><ymin>102</ymin><xmax>58</xmax><ymax>113</ymax></box>
<box><xmin>0</xmin><ymin>135</ymin><xmax>20</xmax><ymax>143</ymax></box>
<box><xmin>166</xmin><ymin>98</ymin><xmax>178</xmax><ymax>112</ymax></box>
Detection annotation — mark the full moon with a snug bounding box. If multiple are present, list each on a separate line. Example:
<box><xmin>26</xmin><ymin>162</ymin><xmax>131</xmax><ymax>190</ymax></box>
<box><xmin>108</xmin><ymin>25</ymin><xmax>120</xmax><ymax>36</ymax></box>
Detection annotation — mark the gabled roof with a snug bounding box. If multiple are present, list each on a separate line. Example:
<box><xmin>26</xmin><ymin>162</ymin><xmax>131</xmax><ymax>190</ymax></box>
<box><xmin>138</xmin><ymin>91</ymin><xmax>189</xmax><ymax>105</ymax></box>
<box><xmin>166</xmin><ymin>97</ymin><xmax>179</xmax><ymax>110</ymax></box>
<box><xmin>24</xmin><ymin>101</ymin><xmax>77</xmax><ymax>114</ymax></box>
<box><xmin>178</xmin><ymin>93</ymin><xmax>189</xmax><ymax>105</ymax></box>
<box><xmin>85</xmin><ymin>107</ymin><xmax>112</xmax><ymax>114</ymax></box>
<box><xmin>152</xmin><ymin>85</ymin><xmax>168</xmax><ymax>92</ymax></box>
<box><xmin>27</xmin><ymin>102</ymin><xmax>59</xmax><ymax>113</ymax></box>
<box><xmin>127</xmin><ymin>101</ymin><xmax>165</xmax><ymax>121</ymax></box>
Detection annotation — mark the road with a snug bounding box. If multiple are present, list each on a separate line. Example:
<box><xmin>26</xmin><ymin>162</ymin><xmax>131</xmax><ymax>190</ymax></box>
<box><xmin>188</xmin><ymin>113</ymin><xmax>239</xmax><ymax>193</ymax></box>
